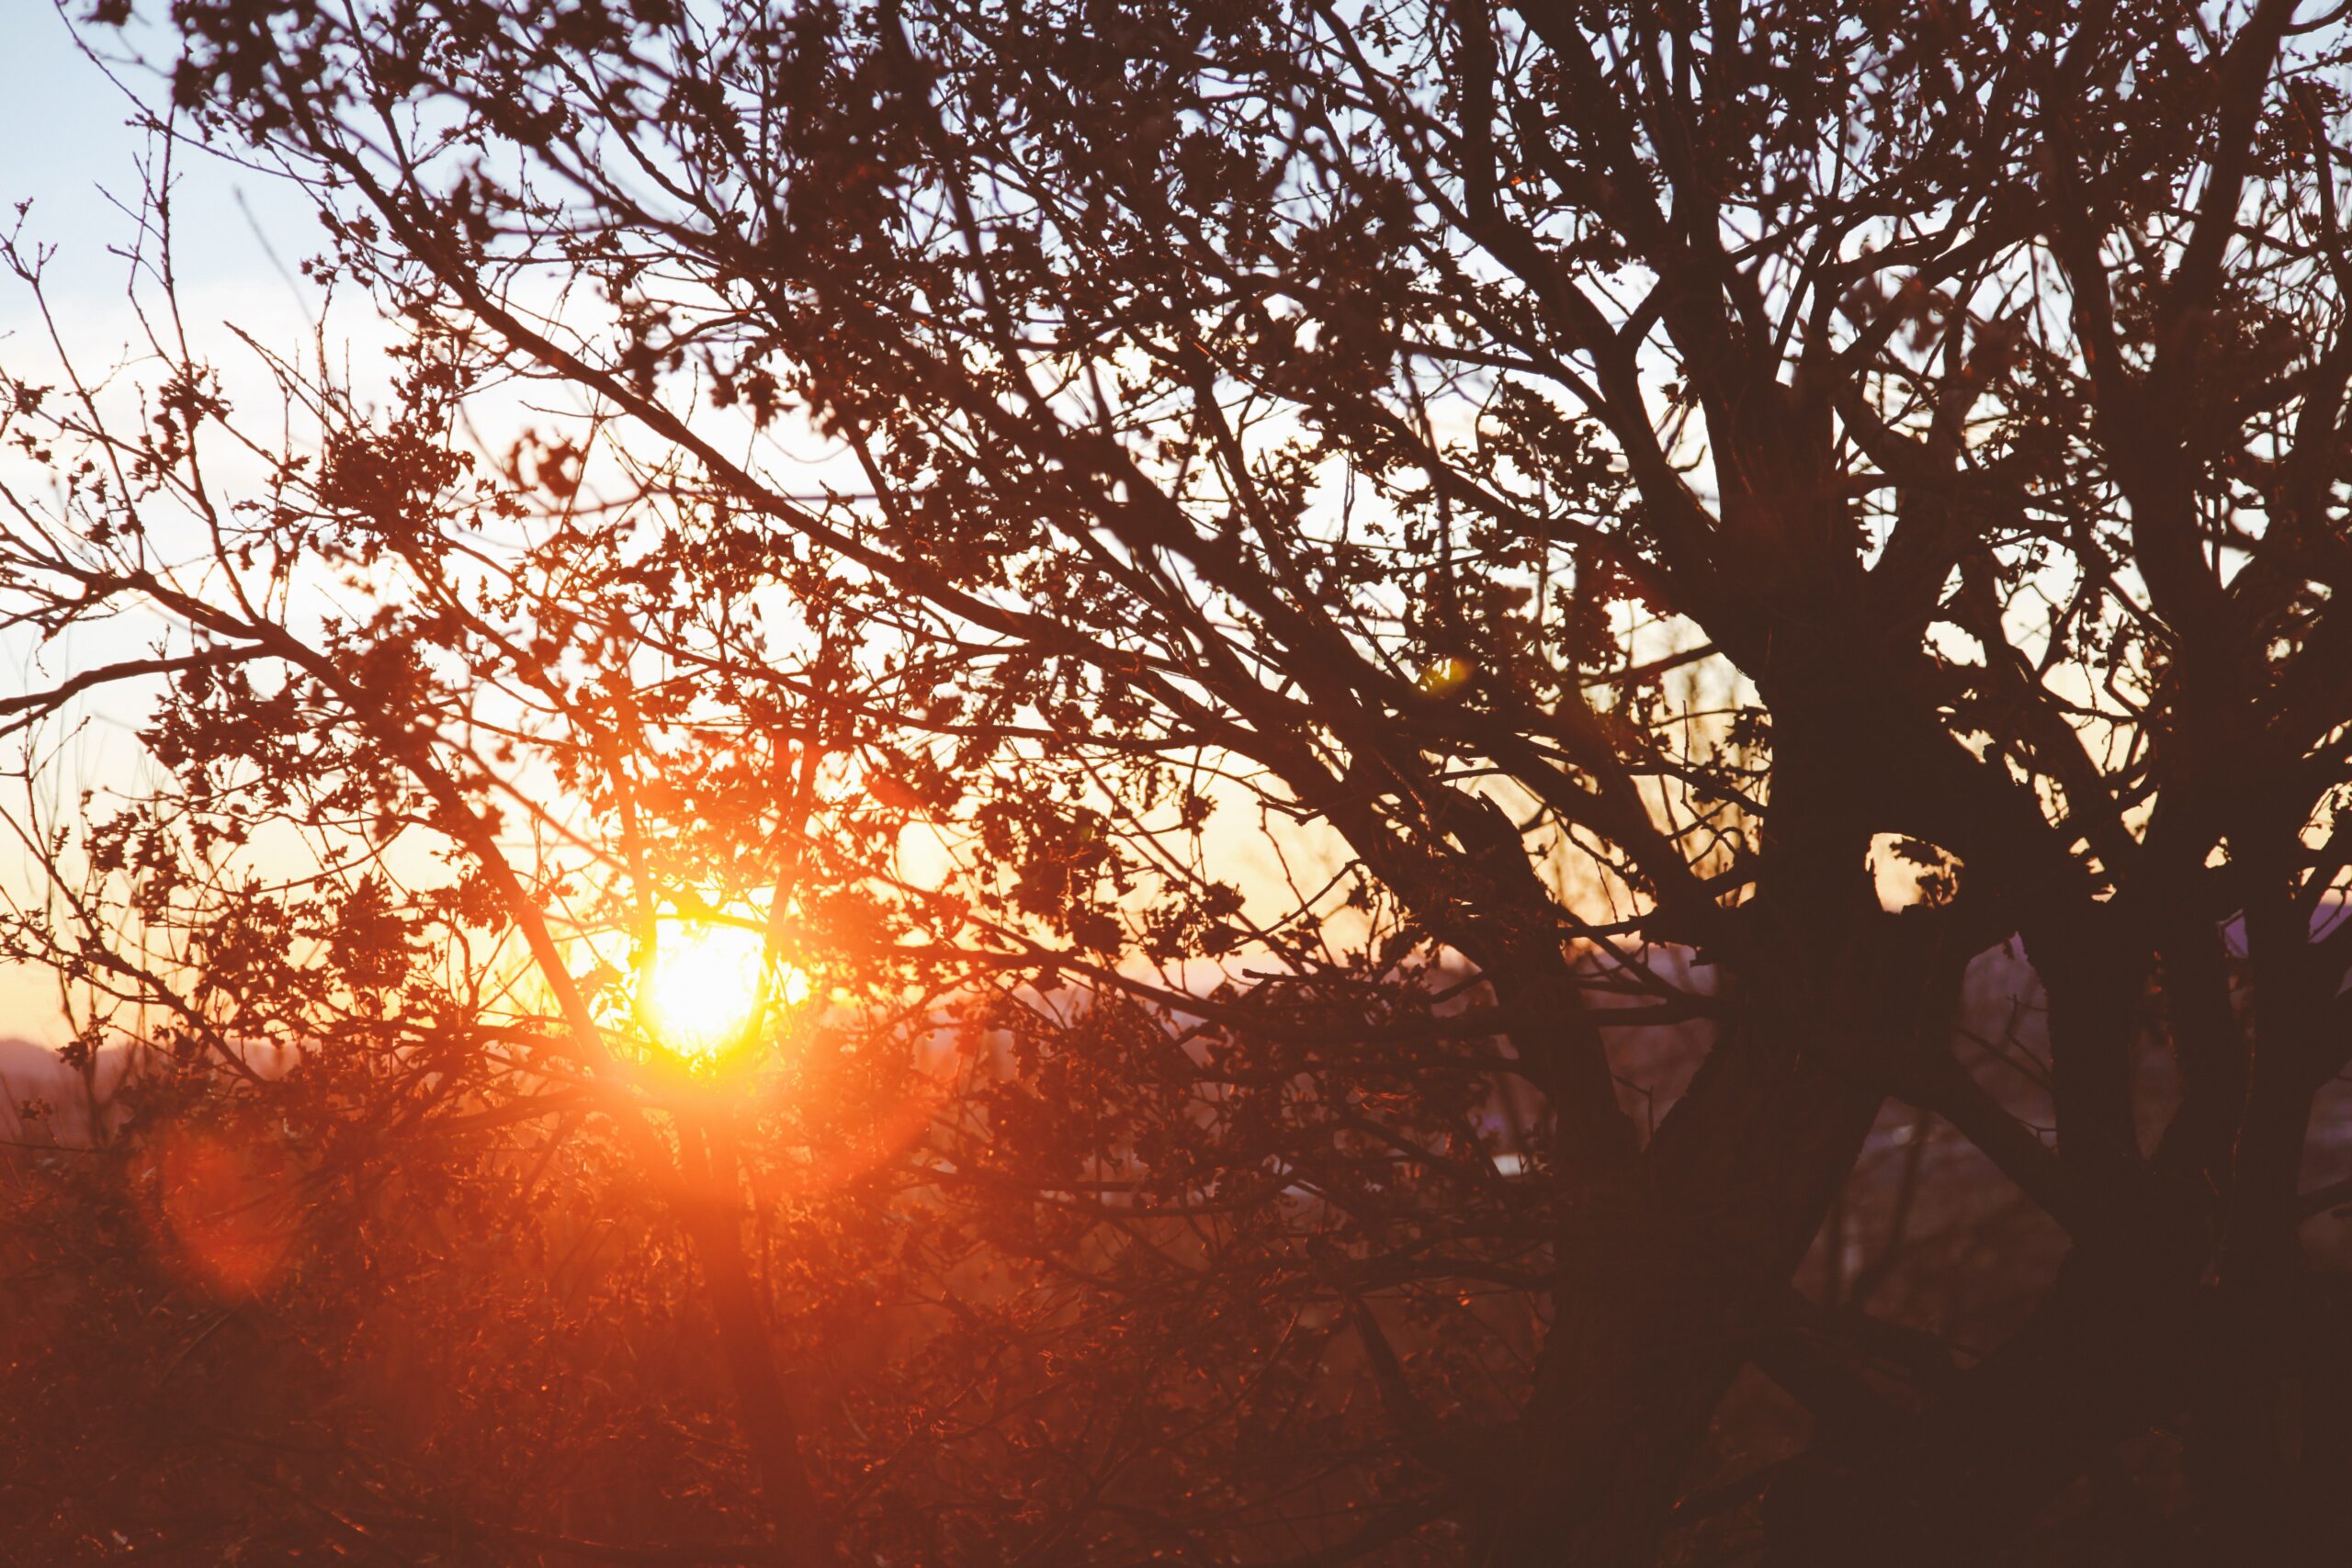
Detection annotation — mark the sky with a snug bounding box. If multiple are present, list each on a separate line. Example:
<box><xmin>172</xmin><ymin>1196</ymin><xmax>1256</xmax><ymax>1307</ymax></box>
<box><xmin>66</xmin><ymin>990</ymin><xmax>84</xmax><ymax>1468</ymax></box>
<box><xmin>0</xmin><ymin>6</ymin><xmax>1689</xmax><ymax>1052</ymax></box>
<box><xmin>1</xmin><ymin>6</ymin><xmax>143</xmax><ymax>1046</ymax></box>
<box><xmin>0</xmin><ymin>6</ymin><xmax>321</xmax><ymax>316</ymax></box>
<box><xmin>2</xmin><ymin>6</ymin><xmax>1373</xmax><ymax>1044</ymax></box>
<box><xmin>2</xmin><ymin>7</ymin><xmax>148</xmax><ymax>274</ymax></box>
<box><xmin>0</xmin><ymin>6</ymin><xmax>314</xmax><ymax>1045</ymax></box>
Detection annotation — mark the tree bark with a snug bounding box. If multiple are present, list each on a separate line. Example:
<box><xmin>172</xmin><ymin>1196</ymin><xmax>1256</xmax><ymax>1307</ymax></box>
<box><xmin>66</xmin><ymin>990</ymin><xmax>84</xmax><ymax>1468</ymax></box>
<box><xmin>1477</xmin><ymin>728</ymin><xmax>1952</xmax><ymax>1564</ymax></box>
<box><xmin>680</xmin><ymin>1121</ymin><xmax>831</xmax><ymax>1568</ymax></box>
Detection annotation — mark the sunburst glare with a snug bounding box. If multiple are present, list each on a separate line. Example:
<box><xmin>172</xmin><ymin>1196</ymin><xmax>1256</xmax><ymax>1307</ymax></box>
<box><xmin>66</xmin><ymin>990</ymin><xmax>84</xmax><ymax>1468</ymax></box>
<box><xmin>634</xmin><ymin>920</ymin><xmax>811</xmax><ymax>1063</ymax></box>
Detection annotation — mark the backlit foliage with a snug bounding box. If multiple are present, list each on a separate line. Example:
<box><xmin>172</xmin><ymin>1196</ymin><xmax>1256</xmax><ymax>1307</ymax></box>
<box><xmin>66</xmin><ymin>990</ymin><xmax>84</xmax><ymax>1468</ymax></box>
<box><xmin>6</xmin><ymin>2</ymin><xmax>2352</xmax><ymax>1563</ymax></box>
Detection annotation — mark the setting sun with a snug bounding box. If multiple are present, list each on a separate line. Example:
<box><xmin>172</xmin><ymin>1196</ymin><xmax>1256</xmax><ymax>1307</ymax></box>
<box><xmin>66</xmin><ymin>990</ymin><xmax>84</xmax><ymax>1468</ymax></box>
<box><xmin>634</xmin><ymin>921</ymin><xmax>808</xmax><ymax>1063</ymax></box>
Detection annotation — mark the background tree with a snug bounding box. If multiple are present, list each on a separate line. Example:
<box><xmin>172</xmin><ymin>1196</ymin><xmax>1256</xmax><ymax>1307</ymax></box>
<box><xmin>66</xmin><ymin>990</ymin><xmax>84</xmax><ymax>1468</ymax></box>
<box><xmin>9</xmin><ymin>0</ymin><xmax>2352</xmax><ymax>1563</ymax></box>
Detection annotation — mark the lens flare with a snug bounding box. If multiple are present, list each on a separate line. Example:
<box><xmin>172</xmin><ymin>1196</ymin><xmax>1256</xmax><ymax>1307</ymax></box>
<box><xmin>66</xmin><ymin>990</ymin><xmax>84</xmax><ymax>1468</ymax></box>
<box><xmin>145</xmin><ymin>1123</ymin><xmax>296</xmax><ymax>1300</ymax></box>
<box><xmin>1416</xmin><ymin>654</ymin><xmax>1476</xmax><ymax>699</ymax></box>
<box><xmin>635</xmin><ymin>921</ymin><xmax>807</xmax><ymax>1062</ymax></box>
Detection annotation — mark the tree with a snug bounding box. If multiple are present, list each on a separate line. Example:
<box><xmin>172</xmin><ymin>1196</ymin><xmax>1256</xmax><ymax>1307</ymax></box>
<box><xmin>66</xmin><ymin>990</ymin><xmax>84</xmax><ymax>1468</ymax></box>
<box><xmin>8</xmin><ymin>0</ymin><xmax>2352</xmax><ymax>1562</ymax></box>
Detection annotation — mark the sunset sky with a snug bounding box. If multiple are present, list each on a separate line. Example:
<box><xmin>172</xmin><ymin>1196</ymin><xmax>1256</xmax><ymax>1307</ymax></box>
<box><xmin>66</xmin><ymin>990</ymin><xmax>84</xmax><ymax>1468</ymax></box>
<box><xmin>0</xmin><ymin>6</ymin><xmax>303</xmax><ymax>1043</ymax></box>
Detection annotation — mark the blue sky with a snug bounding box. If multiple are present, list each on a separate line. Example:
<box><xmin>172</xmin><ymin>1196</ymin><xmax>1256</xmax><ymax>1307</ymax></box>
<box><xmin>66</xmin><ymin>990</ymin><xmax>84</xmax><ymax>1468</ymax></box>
<box><xmin>2</xmin><ymin>6</ymin><xmax>143</xmax><ymax>250</ymax></box>
<box><xmin>0</xmin><ymin>5</ymin><xmax>314</xmax><ymax>314</ymax></box>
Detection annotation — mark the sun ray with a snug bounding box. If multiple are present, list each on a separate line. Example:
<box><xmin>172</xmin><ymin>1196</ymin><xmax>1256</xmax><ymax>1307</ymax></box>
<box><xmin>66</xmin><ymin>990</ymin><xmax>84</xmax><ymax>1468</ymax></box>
<box><xmin>634</xmin><ymin>921</ymin><xmax>807</xmax><ymax>1063</ymax></box>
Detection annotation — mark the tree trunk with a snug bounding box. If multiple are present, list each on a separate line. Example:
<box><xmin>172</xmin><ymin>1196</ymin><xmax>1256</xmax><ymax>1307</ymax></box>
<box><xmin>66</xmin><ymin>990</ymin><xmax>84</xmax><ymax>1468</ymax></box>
<box><xmin>1474</xmin><ymin>697</ymin><xmax>1987</xmax><ymax>1563</ymax></box>
<box><xmin>680</xmin><ymin>1120</ymin><xmax>831</xmax><ymax>1568</ymax></box>
<box><xmin>1475</xmin><ymin>1040</ymin><xmax>1886</xmax><ymax>1565</ymax></box>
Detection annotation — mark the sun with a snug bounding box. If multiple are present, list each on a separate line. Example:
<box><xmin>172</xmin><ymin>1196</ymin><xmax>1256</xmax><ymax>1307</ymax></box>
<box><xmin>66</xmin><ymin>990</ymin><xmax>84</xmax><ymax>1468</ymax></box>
<box><xmin>633</xmin><ymin>920</ymin><xmax>808</xmax><ymax>1063</ymax></box>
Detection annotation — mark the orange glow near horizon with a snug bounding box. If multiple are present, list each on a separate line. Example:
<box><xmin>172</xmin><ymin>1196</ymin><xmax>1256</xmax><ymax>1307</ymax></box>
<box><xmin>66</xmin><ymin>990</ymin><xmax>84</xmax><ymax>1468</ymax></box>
<box><xmin>634</xmin><ymin>921</ymin><xmax>811</xmax><ymax>1063</ymax></box>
